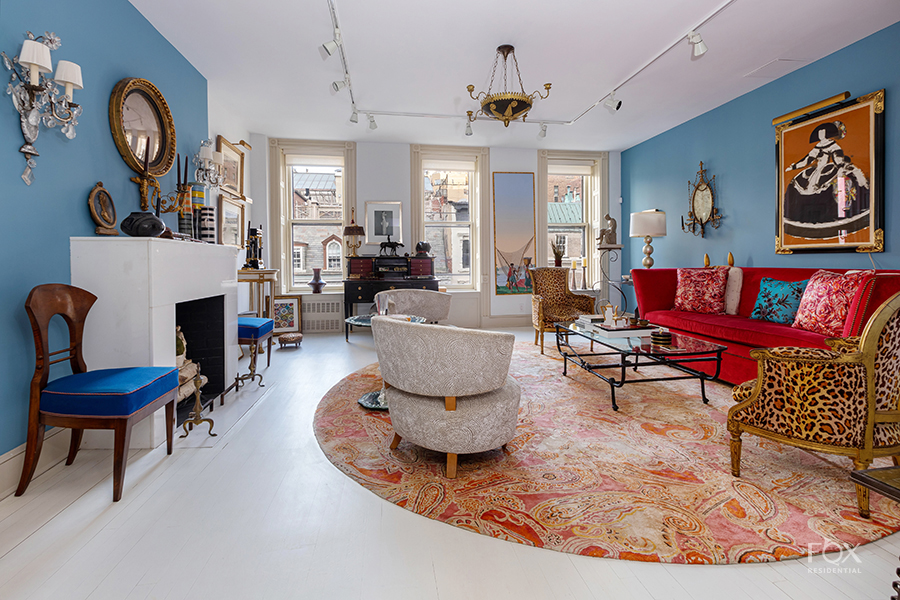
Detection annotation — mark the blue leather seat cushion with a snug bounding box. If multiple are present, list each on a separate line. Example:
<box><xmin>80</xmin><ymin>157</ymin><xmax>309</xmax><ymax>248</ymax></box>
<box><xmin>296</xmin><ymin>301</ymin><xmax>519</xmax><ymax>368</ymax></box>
<box><xmin>238</xmin><ymin>317</ymin><xmax>274</xmax><ymax>340</ymax></box>
<box><xmin>41</xmin><ymin>367</ymin><xmax>178</xmax><ymax>417</ymax></box>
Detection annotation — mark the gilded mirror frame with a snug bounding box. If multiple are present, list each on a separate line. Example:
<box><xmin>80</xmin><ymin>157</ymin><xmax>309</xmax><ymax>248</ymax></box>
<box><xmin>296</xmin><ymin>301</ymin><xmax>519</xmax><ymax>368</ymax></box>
<box><xmin>108</xmin><ymin>78</ymin><xmax>176</xmax><ymax>177</ymax></box>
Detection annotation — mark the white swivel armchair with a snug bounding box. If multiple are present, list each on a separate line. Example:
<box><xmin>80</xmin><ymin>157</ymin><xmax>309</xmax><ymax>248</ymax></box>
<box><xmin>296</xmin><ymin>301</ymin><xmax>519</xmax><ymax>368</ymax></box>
<box><xmin>371</xmin><ymin>317</ymin><xmax>521</xmax><ymax>478</ymax></box>
<box><xmin>374</xmin><ymin>289</ymin><xmax>452</xmax><ymax>323</ymax></box>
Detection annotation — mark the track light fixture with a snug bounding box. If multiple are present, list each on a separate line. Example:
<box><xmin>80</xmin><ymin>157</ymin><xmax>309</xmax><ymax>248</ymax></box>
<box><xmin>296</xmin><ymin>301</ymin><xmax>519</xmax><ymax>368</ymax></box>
<box><xmin>604</xmin><ymin>91</ymin><xmax>622</xmax><ymax>113</ymax></box>
<box><xmin>688</xmin><ymin>30</ymin><xmax>708</xmax><ymax>57</ymax></box>
<box><xmin>368</xmin><ymin>114</ymin><xmax>377</xmax><ymax>130</ymax></box>
<box><xmin>332</xmin><ymin>78</ymin><xmax>348</xmax><ymax>93</ymax></box>
<box><xmin>321</xmin><ymin>28</ymin><xmax>341</xmax><ymax>59</ymax></box>
<box><xmin>349</xmin><ymin>105</ymin><xmax>358</xmax><ymax>123</ymax></box>
<box><xmin>538</xmin><ymin>123</ymin><xmax>547</xmax><ymax>139</ymax></box>
<box><xmin>465</xmin><ymin>121</ymin><xmax>473</xmax><ymax>137</ymax></box>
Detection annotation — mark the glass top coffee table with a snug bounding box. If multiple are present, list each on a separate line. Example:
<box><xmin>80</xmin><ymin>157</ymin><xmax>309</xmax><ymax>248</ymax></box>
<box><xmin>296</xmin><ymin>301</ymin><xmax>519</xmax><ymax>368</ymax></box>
<box><xmin>345</xmin><ymin>314</ymin><xmax>426</xmax><ymax>410</ymax></box>
<box><xmin>555</xmin><ymin>322</ymin><xmax>726</xmax><ymax>411</ymax></box>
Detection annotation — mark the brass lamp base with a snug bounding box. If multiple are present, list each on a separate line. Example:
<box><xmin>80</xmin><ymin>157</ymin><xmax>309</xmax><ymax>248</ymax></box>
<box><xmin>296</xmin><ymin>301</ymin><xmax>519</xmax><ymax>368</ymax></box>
<box><xmin>642</xmin><ymin>236</ymin><xmax>655</xmax><ymax>268</ymax></box>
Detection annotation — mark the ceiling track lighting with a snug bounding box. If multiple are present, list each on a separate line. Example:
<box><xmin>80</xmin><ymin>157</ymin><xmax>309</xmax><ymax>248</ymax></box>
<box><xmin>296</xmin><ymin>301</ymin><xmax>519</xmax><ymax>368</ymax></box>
<box><xmin>604</xmin><ymin>91</ymin><xmax>622</xmax><ymax>112</ymax></box>
<box><xmin>368</xmin><ymin>113</ymin><xmax>377</xmax><ymax>130</ymax></box>
<box><xmin>538</xmin><ymin>123</ymin><xmax>547</xmax><ymax>138</ymax></box>
<box><xmin>321</xmin><ymin>28</ymin><xmax>341</xmax><ymax>59</ymax></box>
<box><xmin>332</xmin><ymin>78</ymin><xmax>348</xmax><ymax>93</ymax></box>
<box><xmin>349</xmin><ymin>105</ymin><xmax>358</xmax><ymax>123</ymax></box>
<box><xmin>688</xmin><ymin>30</ymin><xmax>708</xmax><ymax>57</ymax></box>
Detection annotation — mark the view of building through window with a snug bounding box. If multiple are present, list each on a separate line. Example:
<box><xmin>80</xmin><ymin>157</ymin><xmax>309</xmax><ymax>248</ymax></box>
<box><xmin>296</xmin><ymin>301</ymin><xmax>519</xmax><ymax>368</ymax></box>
<box><xmin>290</xmin><ymin>165</ymin><xmax>344</xmax><ymax>288</ymax></box>
<box><xmin>424</xmin><ymin>169</ymin><xmax>473</xmax><ymax>287</ymax></box>
<box><xmin>547</xmin><ymin>173</ymin><xmax>586</xmax><ymax>263</ymax></box>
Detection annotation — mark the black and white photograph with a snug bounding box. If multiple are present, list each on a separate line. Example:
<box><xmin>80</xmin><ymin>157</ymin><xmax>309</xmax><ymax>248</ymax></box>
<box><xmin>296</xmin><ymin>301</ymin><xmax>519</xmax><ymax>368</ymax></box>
<box><xmin>365</xmin><ymin>201</ymin><xmax>402</xmax><ymax>244</ymax></box>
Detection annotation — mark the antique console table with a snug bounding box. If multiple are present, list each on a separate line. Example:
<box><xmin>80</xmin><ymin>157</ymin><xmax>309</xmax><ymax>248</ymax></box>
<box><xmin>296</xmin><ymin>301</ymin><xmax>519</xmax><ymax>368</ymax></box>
<box><xmin>343</xmin><ymin>255</ymin><xmax>438</xmax><ymax>340</ymax></box>
<box><xmin>238</xmin><ymin>268</ymin><xmax>278</xmax><ymax>319</ymax></box>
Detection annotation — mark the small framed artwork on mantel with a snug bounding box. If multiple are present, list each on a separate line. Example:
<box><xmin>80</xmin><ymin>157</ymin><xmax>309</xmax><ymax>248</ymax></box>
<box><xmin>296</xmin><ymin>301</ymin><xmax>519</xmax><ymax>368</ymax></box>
<box><xmin>219</xmin><ymin>194</ymin><xmax>245</xmax><ymax>247</ymax></box>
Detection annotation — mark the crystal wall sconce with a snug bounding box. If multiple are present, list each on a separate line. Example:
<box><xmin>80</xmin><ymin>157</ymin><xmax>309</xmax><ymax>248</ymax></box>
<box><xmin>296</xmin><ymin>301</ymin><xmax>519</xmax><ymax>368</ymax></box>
<box><xmin>192</xmin><ymin>139</ymin><xmax>226</xmax><ymax>188</ymax></box>
<box><xmin>2</xmin><ymin>31</ymin><xmax>83</xmax><ymax>185</ymax></box>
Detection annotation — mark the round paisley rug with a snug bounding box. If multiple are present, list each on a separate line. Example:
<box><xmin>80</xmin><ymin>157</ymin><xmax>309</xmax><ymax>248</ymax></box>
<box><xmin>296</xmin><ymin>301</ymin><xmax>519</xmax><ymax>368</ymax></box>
<box><xmin>313</xmin><ymin>340</ymin><xmax>900</xmax><ymax>564</ymax></box>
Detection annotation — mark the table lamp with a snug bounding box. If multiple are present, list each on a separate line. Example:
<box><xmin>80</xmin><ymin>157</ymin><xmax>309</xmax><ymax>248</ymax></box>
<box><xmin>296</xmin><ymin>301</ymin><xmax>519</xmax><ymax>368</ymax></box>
<box><xmin>630</xmin><ymin>209</ymin><xmax>666</xmax><ymax>268</ymax></box>
<box><xmin>343</xmin><ymin>206</ymin><xmax>366</xmax><ymax>256</ymax></box>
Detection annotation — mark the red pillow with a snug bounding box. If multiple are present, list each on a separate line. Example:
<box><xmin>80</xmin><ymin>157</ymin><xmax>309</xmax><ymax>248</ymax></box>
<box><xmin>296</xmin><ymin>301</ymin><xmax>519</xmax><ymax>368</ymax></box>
<box><xmin>674</xmin><ymin>267</ymin><xmax>729</xmax><ymax>314</ymax></box>
<box><xmin>792</xmin><ymin>270</ymin><xmax>873</xmax><ymax>337</ymax></box>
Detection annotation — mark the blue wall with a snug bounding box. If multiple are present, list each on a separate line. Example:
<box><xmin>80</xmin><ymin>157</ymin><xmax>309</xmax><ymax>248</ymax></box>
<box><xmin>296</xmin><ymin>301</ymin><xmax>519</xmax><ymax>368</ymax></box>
<box><xmin>0</xmin><ymin>0</ymin><xmax>207</xmax><ymax>455</ymax></box>
<box><xmin>622</xmin><ymin>21</ymin><xmax>900</xmax><ymax>284</ymax></box>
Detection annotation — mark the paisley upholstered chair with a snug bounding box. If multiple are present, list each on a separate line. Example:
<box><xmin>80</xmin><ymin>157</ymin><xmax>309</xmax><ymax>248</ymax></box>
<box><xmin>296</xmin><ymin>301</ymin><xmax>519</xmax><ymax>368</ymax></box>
<box><xmin>531</xmin><ymin>267</ymin><xmax>595</xmax><ymax>353</ymax></box>
<box><xmin>728</xmin><ymin>291</ymin><xmax>900</xmax><ymax>518</ymax></box>
<box><xmin>371</xmin><ymin>316</ymin><xmax>520</xmax><ymax>478</ymax></box>
<box><xmin>374</xmin><ymin>289</ymin><xmax>452</xmax><ymax>323</ymax></box>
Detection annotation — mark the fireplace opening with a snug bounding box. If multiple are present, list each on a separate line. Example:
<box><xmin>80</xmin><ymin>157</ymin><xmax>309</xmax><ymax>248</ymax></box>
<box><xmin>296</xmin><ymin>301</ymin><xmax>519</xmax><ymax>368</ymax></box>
<box><xmin>175</xmin><ymin>295</ymin><xmax>226</xmax><ymax>424</ymax></box>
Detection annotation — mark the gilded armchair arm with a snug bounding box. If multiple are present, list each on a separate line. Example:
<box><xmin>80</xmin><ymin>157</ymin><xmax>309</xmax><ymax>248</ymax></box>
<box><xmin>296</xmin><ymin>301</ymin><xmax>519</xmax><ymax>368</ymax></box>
<box><xmin>825</xmin><ymin>336</ymin><xmax>861</xmax><ymax>354</ymax></box>
<box><xmin>729</xmin><ymin>346</ymin><xmax>868</xmax><ymax>447</ymax></box>
<box><xmin>531</xmin><ymin>294</ymin><xmax>544</xmax><ymax>329</ymax></box>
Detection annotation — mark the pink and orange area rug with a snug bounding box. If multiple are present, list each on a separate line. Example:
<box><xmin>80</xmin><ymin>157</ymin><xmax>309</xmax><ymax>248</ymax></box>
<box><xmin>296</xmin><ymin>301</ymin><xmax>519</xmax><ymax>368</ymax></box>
<box><xmin>313</xmin><ymin>341</ymin><xmax>900</xmax><ymax>564</ymax></box>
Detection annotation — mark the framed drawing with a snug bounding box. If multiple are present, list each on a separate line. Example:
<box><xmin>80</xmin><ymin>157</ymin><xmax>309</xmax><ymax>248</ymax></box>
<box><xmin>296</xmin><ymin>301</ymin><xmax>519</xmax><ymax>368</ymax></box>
<box><xmin>217</xmin><ymin>135</ymin><xmax>245</xmax><ymax>199</ymax></box>
<box><xmin>493</xmin><ymin>172</ymin><xmax>536</xmax><ymax>295</ymax></box>
<box><xmin>218</xmin><ymin>194</ymin><xmax>245</xmax><ymax>247</ymax></box>
<box><xmin>273</xmin><ymin>296</ymin><xmax>302</xmax><ymax>334</ymax></box>
<box><xmin>776</xmin><ymin>89</ymin><xmax>884</xmax><ymax>253</ymax></box>
<box><xmin>365</xmin><ymin>201</ymin><xmax>402</xmax><ymax>244</ymax></box>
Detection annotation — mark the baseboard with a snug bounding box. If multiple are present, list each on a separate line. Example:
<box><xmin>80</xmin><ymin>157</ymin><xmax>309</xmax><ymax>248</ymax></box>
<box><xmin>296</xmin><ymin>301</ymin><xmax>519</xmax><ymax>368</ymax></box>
<box><xmin>0</xmin><ymin>428</ymin><xmax>69</xmax><ymax>500</ymax></box>
<box><xmin>480</xmin><ymin>315</ymin><xmax>531</xmax><ymax>328</ymax></box>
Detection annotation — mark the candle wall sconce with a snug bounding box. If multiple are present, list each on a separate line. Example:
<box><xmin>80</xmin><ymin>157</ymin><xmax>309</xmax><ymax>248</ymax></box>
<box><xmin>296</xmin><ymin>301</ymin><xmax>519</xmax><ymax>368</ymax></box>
<box><xmin>192</xmin><ymin>138</ymin><xmax>226</xmax><ymax>188</ymax></box>
<box><xmin>682</xmin><ymin>161</ymin><xmax>722</xmax><ymax>237</ymax></box>
<box><xmin>2</xmin><ymin>31</ymin><xmax>83</xmax><ymax>185</ymax></box>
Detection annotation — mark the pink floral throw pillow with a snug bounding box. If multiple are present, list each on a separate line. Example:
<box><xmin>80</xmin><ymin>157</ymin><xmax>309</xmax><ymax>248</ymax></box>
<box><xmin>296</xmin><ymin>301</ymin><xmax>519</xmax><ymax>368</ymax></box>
<box><xmin>674</xmin><ymin>267</ymin><xmax>729</xmax><ymax>314</ymax></box>
<box><xmin>792</xmin><ymin>270</ymin><xmax>873</xmax><ymax>336</ymax></box>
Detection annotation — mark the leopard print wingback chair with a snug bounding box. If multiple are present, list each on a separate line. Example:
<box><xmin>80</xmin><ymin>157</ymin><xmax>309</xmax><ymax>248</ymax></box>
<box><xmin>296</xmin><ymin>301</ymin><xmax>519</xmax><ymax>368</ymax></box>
<box><xmin>531</xmin><ymin>267</ymin><xmax>596</xmax><ymax>354</ymax></box>
<box><xmin>728</xmin><ymin>291</ymin><xmax>900</xmax><ymax>518</ymax></box>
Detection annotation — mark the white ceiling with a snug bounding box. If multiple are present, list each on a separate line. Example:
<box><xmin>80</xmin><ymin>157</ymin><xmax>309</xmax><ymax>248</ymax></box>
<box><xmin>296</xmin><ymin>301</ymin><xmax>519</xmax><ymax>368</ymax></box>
<box><xmin>130</xmin><ymin>0</ymin><xmax>900</xmax><ymax>152</ymax></box>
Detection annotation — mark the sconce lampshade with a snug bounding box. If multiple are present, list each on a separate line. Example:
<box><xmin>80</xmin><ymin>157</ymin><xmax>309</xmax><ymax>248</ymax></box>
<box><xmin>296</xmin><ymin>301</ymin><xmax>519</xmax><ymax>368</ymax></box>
<box><xmin>630</xmin><ymin>209</ymin><xmax>667</xmax><ymax>238</ymax></box>
<box><xmin>199</xmin><ymin>145</ymin><xmax>214</xmax><ymax>161</ymax></box>
<box><xmin>54</xmin><ymin>60</ymin><xmax>83</xmax><ymax>88</ymax></box>
<box><xmin>19</xmin><ymin>40</ymin><xmax>52</xmax><ymax>73</ymax></box>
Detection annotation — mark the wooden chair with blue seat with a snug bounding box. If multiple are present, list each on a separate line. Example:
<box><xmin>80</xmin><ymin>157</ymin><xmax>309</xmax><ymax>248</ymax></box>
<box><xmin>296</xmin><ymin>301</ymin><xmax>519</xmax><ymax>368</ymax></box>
<box><xmin>16</xmin><ymin>284</ymin><xmax>178</xmax><ymax>502</ymax></box>
<box><xmin>235</xmin><ymin>316</ymin><xmax>274</xmax><ymax>388</ymax></box>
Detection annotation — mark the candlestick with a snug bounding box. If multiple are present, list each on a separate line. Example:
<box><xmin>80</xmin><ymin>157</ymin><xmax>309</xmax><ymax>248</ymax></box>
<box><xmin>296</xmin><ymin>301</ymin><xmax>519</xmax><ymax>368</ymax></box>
<box><xmin>176</xmin><ymin>153</ymin><xmax>181</xmax><ymax>186</ymax></box>
<box><xmin>143</xmin><ymin>136</ymin><xmax>151</xmax><ymax>174</ymax></box>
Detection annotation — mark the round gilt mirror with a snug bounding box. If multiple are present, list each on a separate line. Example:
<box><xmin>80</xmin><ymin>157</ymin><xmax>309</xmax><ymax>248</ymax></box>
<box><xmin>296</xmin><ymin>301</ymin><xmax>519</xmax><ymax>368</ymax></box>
<box><xmin>109</xmin><ymin>78</ymin><xmax>176</xmax><ymax>177</ymax></box>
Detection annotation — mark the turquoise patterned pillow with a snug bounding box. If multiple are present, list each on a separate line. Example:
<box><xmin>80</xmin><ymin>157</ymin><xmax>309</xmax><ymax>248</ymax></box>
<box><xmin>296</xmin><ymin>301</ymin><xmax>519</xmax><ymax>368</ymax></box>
<box><xmin>750</xmin><ymin>278</ymin><xmax>808</xmax><ymax>324</ymax></box>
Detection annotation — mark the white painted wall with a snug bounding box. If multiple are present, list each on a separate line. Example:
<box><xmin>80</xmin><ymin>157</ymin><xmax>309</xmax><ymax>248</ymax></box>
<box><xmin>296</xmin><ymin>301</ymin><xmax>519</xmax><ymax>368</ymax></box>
<box><xmin>488</xmin><ymin>148</ymin><xmax>538</xmax><ymax>318</ymax></box>
<box><xmin>608</xmin><ymin>150</ymin><xmax>622</xmax><ymax>284</ymax></box>
<box><xmin>356</xmin><ymin>142</ymin><xmax>412</xmax><ymax>256</ymax></box>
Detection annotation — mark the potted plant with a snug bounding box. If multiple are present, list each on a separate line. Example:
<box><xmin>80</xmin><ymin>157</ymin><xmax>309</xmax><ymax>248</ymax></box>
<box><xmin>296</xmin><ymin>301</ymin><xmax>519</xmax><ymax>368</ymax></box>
<box><xmin>550</xmin><ymin>239</ymin><xmax>564</xmax><ymax>267</ymax></box>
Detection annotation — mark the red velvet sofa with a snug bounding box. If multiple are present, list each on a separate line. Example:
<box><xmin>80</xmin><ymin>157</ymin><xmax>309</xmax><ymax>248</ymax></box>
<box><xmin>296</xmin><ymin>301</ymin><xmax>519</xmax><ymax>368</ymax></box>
<box><xmin>632</xmin><ymin>267</ymin><xmax>900</xmax><ymax>385</ymax></box>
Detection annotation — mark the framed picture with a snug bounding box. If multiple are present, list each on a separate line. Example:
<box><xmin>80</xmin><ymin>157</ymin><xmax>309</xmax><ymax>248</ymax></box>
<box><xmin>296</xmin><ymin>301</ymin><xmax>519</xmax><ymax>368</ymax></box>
<box><xmin>365</xmin><ymin>201</ymin><xmax>402</xmax><ymax>244</ymax></box>
<box><xmin>217</xmin><ymin>135</ymin><xmax>245</xmax><ymax>199</ymax></box>
<box><xmin>493</xmin><ymin>172</ymin><xmax>536</xmax><ymax>295</ymax></box>
<box><xmin>273</xmin><ymin>296</ymin><xmax>302</xmax><ymax>334</ymax></box>
<box><xmin>219</xmin><ymin>194</ymin><xmax>245</xmax><ymax>247</ymax></box>
<box><xmin>775</xmin><ymin>89</ymin><xmax>884</xmax><ymax>253</ymax></box>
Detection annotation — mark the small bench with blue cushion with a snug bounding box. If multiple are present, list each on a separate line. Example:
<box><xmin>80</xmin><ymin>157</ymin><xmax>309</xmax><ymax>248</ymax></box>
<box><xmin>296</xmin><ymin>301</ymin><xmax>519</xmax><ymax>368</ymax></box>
<box><xmin>236</xmin><ymin>316</ymin><xmax>274</xmax><ymax>388</ymax></box>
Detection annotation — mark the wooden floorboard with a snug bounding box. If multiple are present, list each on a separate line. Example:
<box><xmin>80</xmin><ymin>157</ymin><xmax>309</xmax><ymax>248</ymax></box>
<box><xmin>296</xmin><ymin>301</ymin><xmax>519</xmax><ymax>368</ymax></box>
<box><xmin>0</xmin><ymin>328</ymin><xmax>896</xmax><ymax>600</ymax></box>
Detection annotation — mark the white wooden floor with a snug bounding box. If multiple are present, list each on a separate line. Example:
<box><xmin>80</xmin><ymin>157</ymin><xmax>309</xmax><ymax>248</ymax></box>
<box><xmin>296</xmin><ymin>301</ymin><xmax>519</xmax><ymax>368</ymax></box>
<box><xmin>0</xmin><ymin>327</ymin><xmax>896</xmax><ymax>600</ymax></box>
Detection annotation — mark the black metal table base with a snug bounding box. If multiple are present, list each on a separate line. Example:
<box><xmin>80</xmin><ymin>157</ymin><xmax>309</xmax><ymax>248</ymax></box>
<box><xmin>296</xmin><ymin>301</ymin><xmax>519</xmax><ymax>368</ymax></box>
<box><xmin>555</xmin><ymin>326</ymin><xmax>723</xmax><ymax>411</ymax></box>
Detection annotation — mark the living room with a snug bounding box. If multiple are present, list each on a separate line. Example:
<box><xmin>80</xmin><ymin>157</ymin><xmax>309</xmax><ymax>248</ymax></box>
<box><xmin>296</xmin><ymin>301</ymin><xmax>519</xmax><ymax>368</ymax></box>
<box><xmin>2</xmin><ymin>0</ymin><xmax>900</xmax><ymax>598</ymax></box>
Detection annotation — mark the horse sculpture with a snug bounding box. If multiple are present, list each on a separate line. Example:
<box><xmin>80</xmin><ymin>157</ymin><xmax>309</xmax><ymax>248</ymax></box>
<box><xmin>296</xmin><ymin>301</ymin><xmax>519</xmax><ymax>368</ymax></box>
<box><xmin>379</xmin><ymin>235</ymin><xmax>404</xmax><ymax>256</ymax></box>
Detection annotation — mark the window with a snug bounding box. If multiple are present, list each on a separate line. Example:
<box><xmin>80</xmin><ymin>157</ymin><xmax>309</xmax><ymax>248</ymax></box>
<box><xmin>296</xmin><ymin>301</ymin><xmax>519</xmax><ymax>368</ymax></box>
<box><xmin>325</xmin><ymin>239</ymin><xmax>342</xmax><ymax>271</ymax></box>
<box><xmin>292</xmin><ymin>245</ymin><xmax>307</xmax><ymax>273</ymax></box>
<box><xmin>554</xmin><ymin>234</ymin><xmax>568</xmax><ymax>258</ymax></box>
<box><xmin>547</xmin><ymin>171</ymin><xmax>587</xmax><ymax>264</ymax></box>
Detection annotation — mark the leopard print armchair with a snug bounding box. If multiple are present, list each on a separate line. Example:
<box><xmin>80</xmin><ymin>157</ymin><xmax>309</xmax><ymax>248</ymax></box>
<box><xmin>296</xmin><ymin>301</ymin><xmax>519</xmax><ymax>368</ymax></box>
<box><xmin>728</xmin><ymin>291</ymin><xmax>900</xmax><ymax>518</ymax></box>
<box><xmin>531</xmin><ymin>267</ymin><xmax>596</xmax><ymax>354</ymax></box>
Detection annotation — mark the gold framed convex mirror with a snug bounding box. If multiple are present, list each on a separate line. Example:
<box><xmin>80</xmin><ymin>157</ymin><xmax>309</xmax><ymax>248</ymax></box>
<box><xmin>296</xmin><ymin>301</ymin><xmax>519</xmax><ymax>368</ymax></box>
<box><xmin>682</xmin><ymin>161</ymin><xmax>722</xmax><ymax>237</ymax></box>
<box><xmin>109</xmin><ymin>78</ymin><xmax>176</xmax><ymax>210</ymax></box>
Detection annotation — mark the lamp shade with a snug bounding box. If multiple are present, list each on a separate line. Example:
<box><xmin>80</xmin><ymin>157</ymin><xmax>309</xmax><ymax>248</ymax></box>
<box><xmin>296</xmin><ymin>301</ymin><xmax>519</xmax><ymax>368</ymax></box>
<box><xmin>343</xmin><ymin>224</ymin><xmax>365</xmax><ymax>237</ymax></box>
<box><xmin>54</xmin><ymin>60</ymin><xmax>83</xmax><ymax>88</ymax></box>
<box><xmin>199</xmin><ymin>145</ymin><xmax>214</xmax><ymax>161</ymax></box>
<box><xmin>630</xmin><ymin>209</ymin><xmax>667</xmax><ymax>238</ymax></box>
<box><xmin>19</xmin><ymin>40</ymin><xmax>52</xmax><ymax>72</ymax></box>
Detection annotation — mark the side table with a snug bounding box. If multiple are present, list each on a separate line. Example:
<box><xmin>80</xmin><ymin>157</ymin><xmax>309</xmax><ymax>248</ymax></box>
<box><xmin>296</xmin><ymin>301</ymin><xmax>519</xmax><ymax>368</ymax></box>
<box><xmin>849</xmin><ymin>466</ymin><xmax>900</xmax><ymax>598</ymax></box>
<box><xmin>238</xmin><ymin>268</ymin><xmax>278</xmax><ymax>319</ymax></box>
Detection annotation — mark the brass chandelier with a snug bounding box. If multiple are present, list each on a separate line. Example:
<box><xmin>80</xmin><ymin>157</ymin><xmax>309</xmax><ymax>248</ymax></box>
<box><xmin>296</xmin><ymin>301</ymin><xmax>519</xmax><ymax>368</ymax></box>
<box><xmin>466</xmin><ymin>44</ymin><xmax>550</xmax><ymax>127</ymax></box>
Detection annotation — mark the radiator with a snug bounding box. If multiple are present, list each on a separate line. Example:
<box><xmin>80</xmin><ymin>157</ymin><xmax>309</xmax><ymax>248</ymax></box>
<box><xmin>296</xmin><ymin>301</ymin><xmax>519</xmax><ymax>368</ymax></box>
<box><xmin>301</xmin><ymin>298</ymin><xmax>344</xmax><ymax>332</ymax></box>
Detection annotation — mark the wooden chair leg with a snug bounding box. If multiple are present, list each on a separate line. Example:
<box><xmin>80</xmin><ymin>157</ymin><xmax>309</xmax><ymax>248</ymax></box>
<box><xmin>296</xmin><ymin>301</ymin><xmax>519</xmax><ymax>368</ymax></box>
<box><xmin>893</xmin><ymin>456</ymin><xmax>899</xmax><ymax>467</ymax></box>
<box><xmin>66</xmin><ymin>429</ymin><xmax>83</xmax><ymax>465</ymax></box>
<box><xmin>854</xmin><ymin>458</ymin><xmax>872</xmax><ymax>518</ymax></box>
<box><xmin>539</xmin><ymin>330</ymin><xmax>544</xmax><ymax>355</ymax></box>
<box><xmin>15</xmin><ymin>423</ymin><xmax>46</xmax><ymax>497</ymax></box>
<box><xmin>112</xmin><ymin>421</ymin><xmax>133</xmax><ymax>502</ymax></box>
<box><xmin>534</xmin><ymin>328</ymin><xmax>539</xmax><ymax>346</ymax></box>
<box><xmin>727</xmin><ymin>421</ymin><xmax>742</xmax><ymax>477</ymax></box>
<box><xmin>267</xmin><ymin>336</ymin><xmax>272</xmax><ymax>367</ymax></box>
<box><xmin>390</xmin><ymin>433</ymin><xmax>402</xmax><ymax>449</ymax></box>
<box><xmin>446</xmin><ymin>453</ymin><xmax>457</xmax><ymax>479</ymax></box>
<box><xmin>165</xmin><ymin>399</ymin><xmax>175</xmax><ymax>455</ymax></box>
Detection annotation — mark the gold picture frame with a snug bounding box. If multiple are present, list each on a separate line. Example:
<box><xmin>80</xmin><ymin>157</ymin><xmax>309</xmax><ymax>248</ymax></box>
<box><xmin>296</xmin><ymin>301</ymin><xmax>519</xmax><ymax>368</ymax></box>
<box><xmin>219</xmin><ymin>194</ymin><xmax>245</xmax><ymax>247</ymax></box>
<box><xmin>217</xmin><ymin>135</ymin><xmax>245</xmax><ymax>199</ymax></box>
<box><xmin>108</xmin><ymin>78</ymin><xmax>177</xmax><ymax>178</ymax></box>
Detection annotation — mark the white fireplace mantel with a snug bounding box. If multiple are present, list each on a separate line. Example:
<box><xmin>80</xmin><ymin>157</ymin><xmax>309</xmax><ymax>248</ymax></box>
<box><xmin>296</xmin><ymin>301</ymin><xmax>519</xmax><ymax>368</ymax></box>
<box><xmin>70</xmin><ymin>237</ymin><xmax>240</xmax><ymax>449</ymax></box>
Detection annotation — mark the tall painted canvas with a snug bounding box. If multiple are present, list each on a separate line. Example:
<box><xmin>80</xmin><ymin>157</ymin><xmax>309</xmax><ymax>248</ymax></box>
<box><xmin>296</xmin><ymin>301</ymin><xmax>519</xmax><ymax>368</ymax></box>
<box><xmin>493</xmin><ymin>172</ymin><xmax>536</xmax><ymax>295</ymax></box>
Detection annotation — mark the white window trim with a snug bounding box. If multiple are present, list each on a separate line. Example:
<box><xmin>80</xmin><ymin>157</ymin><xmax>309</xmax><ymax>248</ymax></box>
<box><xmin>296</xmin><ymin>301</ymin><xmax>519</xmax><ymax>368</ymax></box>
<box><xmin>269</xmin><ymin>139</ymin><xmax>356</xmax><ymax>294</ymax></box>
<box><xmin>411</xmin><ymin>144</ymin><xmax>489</xmax><ymax>291</ymax></box>
<box><xmin>537</xmin><ymin>150</ymin><xmax>608</xmax><ymax>289</ymax></box>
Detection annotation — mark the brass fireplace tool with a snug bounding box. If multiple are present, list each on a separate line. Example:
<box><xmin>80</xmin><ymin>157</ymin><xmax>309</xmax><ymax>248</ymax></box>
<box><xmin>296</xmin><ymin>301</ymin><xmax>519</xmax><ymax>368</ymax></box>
<box><xmin>180</xmin><ymin>369</ymin><xmax>216</xmax><ymax>438</ymax></box>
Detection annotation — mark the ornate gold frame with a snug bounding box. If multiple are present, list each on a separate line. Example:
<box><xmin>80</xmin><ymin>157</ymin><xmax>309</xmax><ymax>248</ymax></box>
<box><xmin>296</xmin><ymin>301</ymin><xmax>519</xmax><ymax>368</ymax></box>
<box><xmin>108</xmin><ymin>78</ymin><xmax>177</xmax><ymax>178</ymax></box>
<box><xmin>217</xmin><ymin>135</ymin><xmax>245</xmax><ymax>199</ymax></box>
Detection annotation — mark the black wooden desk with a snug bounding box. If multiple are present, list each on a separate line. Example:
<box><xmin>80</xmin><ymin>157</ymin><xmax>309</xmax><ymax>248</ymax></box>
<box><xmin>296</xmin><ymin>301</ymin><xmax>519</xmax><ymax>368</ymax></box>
<box><xmin>343</xmin><ymin>278</ymin><xmax>439</xmax><ymax>340</ymax></box>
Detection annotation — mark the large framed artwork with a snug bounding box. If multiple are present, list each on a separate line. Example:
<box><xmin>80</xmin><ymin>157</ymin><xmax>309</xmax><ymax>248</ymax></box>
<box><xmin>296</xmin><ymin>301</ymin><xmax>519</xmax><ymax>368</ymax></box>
<box><xmin>365</xmin><ymin>201</ymin><xmax>402</xmax><ymax>245</ymax></box>
<box><xmin>218</xmin><ymin>194</ymin><xmax>245</xmax><ymax>247</ymax></box>
<box><xmin>273</xmin><ymin>295</ymin><xmax>302</xmax><ymax>334</ymax></box>
<box><xmin>776</xmin><ymin>89</ymin><xmax>884</xmax><ymax>253</ymax></box>
<box><xmin>493</xmin><ymin>172</ymin><xmax>536</xmax><ymax>295</ymax></box>
<box><xmin>217</xmin><ymin>135</ymin><xmax>245</xmax><ymax>199</ymax></box>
